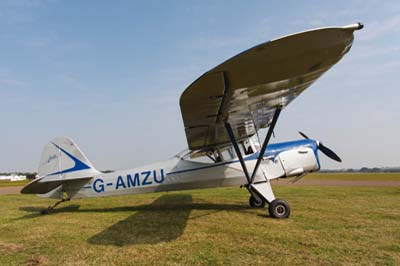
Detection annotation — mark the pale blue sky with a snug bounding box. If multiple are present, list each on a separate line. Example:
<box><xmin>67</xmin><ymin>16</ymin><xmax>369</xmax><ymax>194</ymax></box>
<box><xmin>1</xmin><ymin>0</ymin><xmax>399</xmax><ymax>172</ymax></box>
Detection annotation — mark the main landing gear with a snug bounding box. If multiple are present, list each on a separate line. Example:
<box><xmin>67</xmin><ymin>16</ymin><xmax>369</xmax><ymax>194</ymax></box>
<box><xmin>225</xmin><ymin>107</ymin><xmax>291</xmax><ymax>219</ymax></box>
<box><xmin>248</xmin><ymin>195</ymin><xmax>291</xmax><ymax>218</ymax></box>
<box><xmin>268</xmin><ymin>199</ymin><xmax>290</xmax><ymax>219</ymax></box>
<box><xmin>249</xmin><ymin>194</ymin><xmax>265</xmax><ymax>208</ymax></box>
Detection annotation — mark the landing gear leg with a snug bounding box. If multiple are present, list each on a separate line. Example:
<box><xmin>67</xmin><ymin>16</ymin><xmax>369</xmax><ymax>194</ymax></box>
<box><xmin>41</xmin><ymin>198</ymin><xmax>70</xmax><ymax>215</ymax></box>
<box><xmin>225</xmin><ymin>107</ymin><xmax>291</xmax><ymax>218</ymax></box>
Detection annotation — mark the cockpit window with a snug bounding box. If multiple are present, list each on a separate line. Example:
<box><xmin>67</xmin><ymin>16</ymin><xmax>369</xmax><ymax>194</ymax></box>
<box><xmin>208</xmin><ymin>150</ymin><xmax>222</xmax><ymax>163</ymax></box>
<box><xmin>219</xmin><ymin>146</ymin><xmax>235</xmax><ymax>161</ymax></box>
<box><xmin>175</xmin><ymin>149</ymin><xmax>218</xmax><ymax>163</ymax></box>
<box><xmin>175</xmin><ymin>138</ymin><xmax>255</xmax><ymax>163</ymax></box>
<box><xmin>243</xmin><ymin>140</ymin><xmax>254</xmax><ymax>155</ymax></box>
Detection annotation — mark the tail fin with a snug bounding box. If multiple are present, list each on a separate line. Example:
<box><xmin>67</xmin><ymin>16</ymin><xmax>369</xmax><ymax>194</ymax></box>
<box><xmin>21</xmin><ymin>137</ymin><xmax>99</xmax><ymax>195</ymax></box>
<box><xmin>38</xmin><ymin>137</ymin><xmax>99</xmax><ymax>180</ymax></box>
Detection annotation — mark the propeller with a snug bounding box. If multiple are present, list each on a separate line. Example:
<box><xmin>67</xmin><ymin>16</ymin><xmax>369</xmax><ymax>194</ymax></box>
<box><xmin>298</xmin><ymin>131</ymin><xmax>342</xmax><ymax>162</ymax></box>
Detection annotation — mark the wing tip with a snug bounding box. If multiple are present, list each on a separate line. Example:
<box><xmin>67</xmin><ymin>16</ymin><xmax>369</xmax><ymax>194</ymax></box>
<box><xmin>343</xmin><ymin>22</ymin><xmax>364</xmax><ymax>31</ymax></box>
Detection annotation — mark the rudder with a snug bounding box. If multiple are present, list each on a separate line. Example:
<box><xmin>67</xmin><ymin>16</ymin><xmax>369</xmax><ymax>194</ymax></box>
<box><xmin>38</xmin><ymin>137</ymin><xmax>99</xmax><ymax>181</ymax></box>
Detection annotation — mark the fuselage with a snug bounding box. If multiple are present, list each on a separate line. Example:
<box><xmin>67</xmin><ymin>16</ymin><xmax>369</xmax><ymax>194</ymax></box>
<box><xmin>67</xmin><ymin>139</ymin><xmax>321</xmax><ymax>199</ymax></box>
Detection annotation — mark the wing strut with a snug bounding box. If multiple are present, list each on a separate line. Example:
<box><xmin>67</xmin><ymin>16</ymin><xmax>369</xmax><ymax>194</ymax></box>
<box><xmin>224</xmin><ymin>107</ymin><xmax>282</xmax><ymax>186</ymax></box>
<box><xmin>250</xmin><ymin>108</ymin><xmax>281</xmax><ymax>183</ymax></box>
<box><xmin>224</xmin><ymin>122</ymin><xmax>252</xmax><ymax>185</ymax></box>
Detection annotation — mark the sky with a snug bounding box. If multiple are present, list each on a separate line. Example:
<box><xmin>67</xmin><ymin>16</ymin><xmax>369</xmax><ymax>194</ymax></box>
<box><xmin>0</xmin><ymin>0</ymin><xmax>399</xmax><ymax>172</ymax></box>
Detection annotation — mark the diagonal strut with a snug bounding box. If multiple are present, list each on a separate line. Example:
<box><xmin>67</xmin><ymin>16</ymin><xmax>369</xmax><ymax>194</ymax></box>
<box><xmin>250</xmin><ymin>108</ymin><xmax>281</xmax><ymax>183</ymax></box>
<box><xmin>224</xmin><ymin>108</ymin><xmax>282</xmax><ymax>186</ymax></box>
<box><xmin>224</xmin><ymin>122</ymin><xmax>251</xmax><ymax>185</ymax></box>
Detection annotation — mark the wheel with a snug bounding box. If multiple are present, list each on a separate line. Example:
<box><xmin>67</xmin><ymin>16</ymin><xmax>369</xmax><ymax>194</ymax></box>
<box><xmin>249</xmin><ymin>195</ymin><xmax>265</xmax><ymax>208</ymax></box>
<box><xmin>268</xmin><ymin>199</ymin><xmax>291</xmax><ymax>218</ymax></box>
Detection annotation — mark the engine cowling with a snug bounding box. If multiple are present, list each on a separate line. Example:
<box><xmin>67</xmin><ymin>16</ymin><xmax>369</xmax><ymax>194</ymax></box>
<box><xmin>277</xmin><ymin>147</ymin><xmax>320</xmax><ymax>177</ymax></box>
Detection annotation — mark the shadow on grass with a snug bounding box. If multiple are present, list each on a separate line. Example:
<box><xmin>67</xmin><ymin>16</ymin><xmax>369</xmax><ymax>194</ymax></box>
<box><xmin>18</xmin><ymin>205</ymin><xmax>81</xmax><ymax>219</ymax></box>
<box><xmin>19</xmin><ymin>197</ymin><xmax>252</xmax><ymax>218</ymax></box>
<box><xmin>18</xmin><ymin>194</ymin><xmax>258</xmax><ymax>245</ymax></box>
<box><xmin>88</xmin><ymin>194</ymin><xmax>194</xmax><ymax>246</ymax></box>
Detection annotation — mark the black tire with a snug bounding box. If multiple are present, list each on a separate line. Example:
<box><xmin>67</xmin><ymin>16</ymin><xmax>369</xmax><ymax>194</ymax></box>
<box><xmin>249</xmin><ymin>195</ymin><xmax>266</xmax><ymax>208</ymax></box>
<box><xmin>268</xmin><ymin>199</ymin><xmax>291</xmax><ymax>218</ymax></box>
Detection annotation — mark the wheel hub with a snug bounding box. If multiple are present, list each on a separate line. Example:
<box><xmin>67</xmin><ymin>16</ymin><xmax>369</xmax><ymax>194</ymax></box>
<box><xmin>275</xmin><ymin>205</ymin><xmax>286</xmax><ymax>215</ymax></box>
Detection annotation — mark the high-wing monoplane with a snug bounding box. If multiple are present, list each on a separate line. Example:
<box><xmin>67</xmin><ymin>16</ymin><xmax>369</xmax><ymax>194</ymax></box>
<box><xmin>22</xmin><ymin>23</ymin><xmax>363</xmax><ymax>218</ymax></box>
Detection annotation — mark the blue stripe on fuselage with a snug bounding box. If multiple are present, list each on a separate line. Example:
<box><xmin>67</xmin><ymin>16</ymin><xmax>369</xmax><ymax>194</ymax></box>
<box><xmin>166</xmin><ymin>139</ymin><xmax>319</xmax><ymax>176</ymax></box>
<box><xmin>166</xmin><ymin>155</ymin><xmax>256</xmax><ymax>176</ymax></box>
<box><xmin>265</xmin><ymin>139</ymin><xmax>318</xmax><ymax>158</ymax></box>
<box><xmin>266</xmin><ymin>139</ymin><xmax>320</xmax><ymax>168</ymax></box>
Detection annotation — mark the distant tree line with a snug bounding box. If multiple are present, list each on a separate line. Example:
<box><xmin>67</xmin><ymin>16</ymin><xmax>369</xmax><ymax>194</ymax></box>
<box><xmin>0</xmin><ymin>170</ymin><xmax>115</xmax><ymax>179</ymax></box>
<box><xmin>321</xmin><ymin>167</ymin><xmax>400</xmax><ymax>173</ymax></box>
<box><xmin>0</xmin><ymin>172</ymin><xmax>37</xmax><ymax>179</ymax></box>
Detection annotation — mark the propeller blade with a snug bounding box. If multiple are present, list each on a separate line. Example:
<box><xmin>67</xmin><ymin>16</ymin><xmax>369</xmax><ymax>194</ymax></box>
<box><xmin>298</xmin><ymin>131</ymin><xmax>342</xmax><ymax>162</ymax></box>
<box><xmin>298</xmin><ymin>131</ymin><xmax>309</xmax><ymax>139</ymax></box>
<box><xmin>318</xmin><ymin>143</ymin><xmax>342</xmax><ymax>162</ymax></box>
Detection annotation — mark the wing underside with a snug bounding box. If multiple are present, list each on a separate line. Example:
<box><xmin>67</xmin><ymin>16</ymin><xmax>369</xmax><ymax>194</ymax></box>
<box><xmin>180</xmin><ymin>24</ymin><xmax>362</xmax><ymax>151</ymax></box>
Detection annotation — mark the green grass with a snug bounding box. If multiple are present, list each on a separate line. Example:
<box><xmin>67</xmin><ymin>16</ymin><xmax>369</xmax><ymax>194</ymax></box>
<box><xmin>0</xmin><ymin>180</ymin><xmax>399</xmax><ymax>265</ymax></box>
<box><xmin>0</xmin><ymin>180</ymin><xmax>30</xmax><ymax>187</ymax></box>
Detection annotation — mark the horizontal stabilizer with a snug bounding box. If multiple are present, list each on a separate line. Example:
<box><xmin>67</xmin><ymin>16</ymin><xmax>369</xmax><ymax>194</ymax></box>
<box><xmin>20</xmin><ymin>175</ymin><xmax>92</xmax><ymax>194</ymax></box>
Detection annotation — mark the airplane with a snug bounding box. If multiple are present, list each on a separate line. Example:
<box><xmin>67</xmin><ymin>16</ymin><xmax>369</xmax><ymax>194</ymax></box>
<box><xmin>22</xmin><ymin>23</ymin><xmax>363</xmax><ymax>218</ymax></box>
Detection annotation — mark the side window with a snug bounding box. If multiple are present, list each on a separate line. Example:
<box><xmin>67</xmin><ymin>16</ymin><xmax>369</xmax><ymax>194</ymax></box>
<box><xmin>212</xmin><ymin>150</ymin><xmax>222</xmax><ymax>162</ymax></box>
<box><xmin>219</xmin><ymin>146</ymin><xmax>235</xmax><ymax>161</ymax></box>
<box><xmin>236</xmin><ymin>144</ymin><xmax>245</xmax><ymax>157</ymax></box>
<box><xmin>243</xmin><ymin>140</ymin><xmax>254</xmax><ymax>155</ymax></box>
<box><xmin>181</xmin><ymin>150</ymin><xmax>218</xmax><ymax>163</ymax></box>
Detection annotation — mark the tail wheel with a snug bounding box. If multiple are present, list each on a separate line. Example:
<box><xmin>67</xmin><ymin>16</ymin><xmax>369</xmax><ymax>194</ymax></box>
<box><xmin>268</xmin><ymin>199</ymin><xmax>291</xmax><ymax>218</ymax></box>
<box><xmin>249</xmin><ymin>195</ymin><xmax>265</xmax><ymax>208</ymax></box>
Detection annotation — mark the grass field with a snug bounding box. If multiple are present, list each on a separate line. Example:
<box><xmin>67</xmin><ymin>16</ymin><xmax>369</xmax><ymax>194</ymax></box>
<box><xmin>0</xmin><ymin>174</ymin><xmax>399</xmax><ymax>265</ymax></box>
